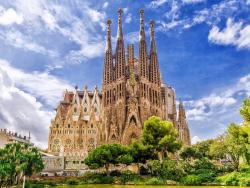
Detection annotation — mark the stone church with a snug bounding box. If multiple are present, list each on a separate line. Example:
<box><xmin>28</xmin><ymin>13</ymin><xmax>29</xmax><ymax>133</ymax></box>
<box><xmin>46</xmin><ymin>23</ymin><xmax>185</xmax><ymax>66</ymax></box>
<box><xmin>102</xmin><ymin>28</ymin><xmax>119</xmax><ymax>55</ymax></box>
<box><xmin>48</xmin><ymin>9</ymin><xmax>190</xmax><ymax>170</ymax></box>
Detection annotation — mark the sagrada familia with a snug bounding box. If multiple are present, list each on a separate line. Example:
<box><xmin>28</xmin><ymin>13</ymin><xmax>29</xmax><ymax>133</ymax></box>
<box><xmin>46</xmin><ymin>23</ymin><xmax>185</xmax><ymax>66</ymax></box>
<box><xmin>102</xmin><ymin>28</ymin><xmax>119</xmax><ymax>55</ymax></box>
<box><xmin>47</xmin><ymin>9</ymin><xmax>191</xmax><ymax>170</ymax></box>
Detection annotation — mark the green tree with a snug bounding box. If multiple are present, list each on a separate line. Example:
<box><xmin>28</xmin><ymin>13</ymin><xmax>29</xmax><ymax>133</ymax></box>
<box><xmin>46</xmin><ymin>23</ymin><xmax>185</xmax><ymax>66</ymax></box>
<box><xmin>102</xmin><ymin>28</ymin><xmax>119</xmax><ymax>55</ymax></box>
<box><xmin>240</xmin><ymin>97</ymin><xmax>250</xmax><ymax>125</ymax></box>
<box><xmin>0</xmin><ymin>143</ymin><xmax>44</xmax><ymax>186</ymax></box>
<box><xmin>142</xmin><ymin>116</ymin><xmax>182</xmax><ymax>162</ymax></box>
<box><xmin>84</xmin><ymin>144</ymin><xmax>132</xmax><ymax>175</ymax></box>
<box><xmin>239</xmin><ymin>97</ymin><xmax>250</xmax><ymax>163</ymax></box>
<box><xmin>180</xmin><ymin>146</ymin><xmax>198</xmax><ymax>162</ymax></box>
<box><xmin>193</xmin><ymin>139</ymin><xmax>214</xmax><ymax>159</ymax></box>
<box><xmin>129</xmin><ymin>142</ymin><xmax>155</xmax><ymax>174</ymax></box>
<box><xmin>211</xmin><ymin>123</ymin><xmax>248</xmax><ymax>171</ymax></box>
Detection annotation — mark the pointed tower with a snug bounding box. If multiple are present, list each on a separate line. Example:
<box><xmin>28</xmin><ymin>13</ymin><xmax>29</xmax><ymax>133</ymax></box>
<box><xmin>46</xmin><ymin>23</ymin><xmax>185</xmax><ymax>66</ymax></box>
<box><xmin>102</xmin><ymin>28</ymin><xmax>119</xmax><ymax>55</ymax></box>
<box><xmin>115</xmin><ymin>8</ymin><xmax>126</xmax><ymax>80</ymax></box>
<box><xmin>103</xmin><ymin>19</ymin><xmax>113</xmax><ymax>85</ymax></box>
<box><xmin>149</xmin><ymin>20</ymin><xmax>161</xmax><ymax>86</ymax></box>
<box><xmin>138</xmin><ymin>9</ymin><xmax>148</xmax><ymax>79</ymax></box>
<box><xmin>178</xmin><ymin>100</ymin><xmax>191</xmax><ymax>145</ymax></box>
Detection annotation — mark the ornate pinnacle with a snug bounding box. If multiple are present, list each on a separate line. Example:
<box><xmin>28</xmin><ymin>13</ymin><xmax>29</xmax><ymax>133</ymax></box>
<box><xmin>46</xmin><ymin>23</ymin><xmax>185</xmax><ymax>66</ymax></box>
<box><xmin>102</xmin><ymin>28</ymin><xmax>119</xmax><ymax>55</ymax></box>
<box><xmin>118</xmin><ymin>8</ymin><xmax>123</xmax><ymax>15</ymax></box>
<box><xmin>107</xmin><ymin>19</ymin><xmax>112</xmax><ymax>28</ymax></box>
<box><xmin>150</xmin><ymin>20</ymin><xmax>154</xmax><ymax>31</ymax></box>
<box><xmin>139</xmin><ymin>9</ymin><xmax>145</xmax><ymax>41</ymax></box>
<box><xmin>117</xmin><ymin>8</ymin><xmax>123</xmax><ymax>39</ymax></box>
<box><xmin>150</xmin><ymin>20</ymin><xmax>156</xmax><ymax>53</ymax></box>
<box><xmin>106</xmin><ymin>19</ymin><xmax>112</xmax><ymax>51</ymax></box>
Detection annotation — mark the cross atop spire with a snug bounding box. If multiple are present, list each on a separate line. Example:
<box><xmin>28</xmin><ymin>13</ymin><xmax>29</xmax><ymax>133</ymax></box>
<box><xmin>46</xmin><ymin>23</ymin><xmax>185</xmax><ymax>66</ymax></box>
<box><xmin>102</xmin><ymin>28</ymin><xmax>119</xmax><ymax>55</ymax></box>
<box><xmin>117</xmin><ymin>8</ymin><xmax>123</xmax><ymax>39</ymax></box>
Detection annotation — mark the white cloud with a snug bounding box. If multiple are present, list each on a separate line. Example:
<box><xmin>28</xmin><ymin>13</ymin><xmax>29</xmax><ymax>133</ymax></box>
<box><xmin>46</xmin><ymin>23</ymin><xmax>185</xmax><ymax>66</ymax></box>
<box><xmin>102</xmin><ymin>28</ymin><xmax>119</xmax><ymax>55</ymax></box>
<box><xmin>192</xmin><ymin>136</ymin><xmax>202</xmax><ymax>144</ymax></box>
<box><xmin>0</xmin><ymin>59</ymin><xmax>72</xmax><ymax>107</ymax></box>
<box><xmin>0</xmin><ymin>6</ymin><xmax>23</xmax><ymax>25</ymax></box>
<box><xmin>1</xmin><ymin>0</ymin><xmax>106</xmax><ymax>63</ymax></box>
<box><xmin>0</xmin><ymin>30</ymin><xmax>58</xmax><ymax>57</ymax></box>
<box><xmin>125</xmin><ymin>13</ymin><xmax>132</xmax><ymax>24</ymax></box>
<box><xmin>87</xmin><ymin>9</ymin><xmax>106</xmax><ymax>23</ymax></box>
<box><xmin>182</xmin><ymin>0</ymin><xmax>205</xmax><ymax>4</ymax></box>
<box><xmin>186</xmin><ymin>72</ymin><xmax>250</xmax><ymax>122</ymax></box>
<box><xmin>0</xmin><ymin>64</ymin><xmax>52</xmax><ymax>149</ymax></box>
<box><xmin>125</xmin><ymin>31</ymin><xmax>139</xmax><ymax>44</ymax></box>
<box><xmin>147</xmin><ymin>0</ymin><xmax>168</xmax><ymax>9</ymax></box>
<box><xmin>208</xmin><ymin>18</ymin><xmax>250</xmax><ymax>50</ymax></box>
<box><xmin>0</xmin><ymin>58</ymin><xmax>75</xmax><ymax>148</ymax></box>
<box><xmin>103</xmin><ymin>2</ymin><xmax>109</xmax><ymax>9</ymax></box>
<box><xmin>185</xmin><ymin>72</ymin><xmax>250</xmax><ymax>140</ymax></box>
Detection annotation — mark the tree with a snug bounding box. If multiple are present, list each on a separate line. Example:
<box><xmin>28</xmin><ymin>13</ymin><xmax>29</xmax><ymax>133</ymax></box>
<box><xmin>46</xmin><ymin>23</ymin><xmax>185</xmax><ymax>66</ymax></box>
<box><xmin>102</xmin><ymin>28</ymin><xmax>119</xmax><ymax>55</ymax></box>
<box><xmin>240</xmin><ymin>97</ymin><xmax>250</xmax><ymax>126</ymax></box>
<box><xmin>180</xmin><ymin>146</ymin><xmax>198</xmax><ymax>162</ymax></box>
<box><xmin>210</xmin><ymin>123</ymin><xmax>248</xmax><ymax>171</ymax></box>
<box><xmin>142</xmin><ymin>116</ymin><xmax>182</xmax><ymax>162</ymax></box>
<box><xmin>239</xmin><ymin>97</ymin><xmax>250</xmax><ymax>163</ymax></box>
<box><xmin>129</xmin><ymin>142</ymin><xmax>155</xmax><ymax>174</ymax></box>
<box><xmin>84</xmin><ymin>144</ymin><xmax>132</xmax><ymax>175</ymax></box>
<box><xmin>193</xmin><ymin>139</ymin><xmax>214</xmax><ymax>159</ymax></box>
<box><xmin>0</xmin><ymin>143</ymin><xmax>44</xmax><ymax>186</ymax></box>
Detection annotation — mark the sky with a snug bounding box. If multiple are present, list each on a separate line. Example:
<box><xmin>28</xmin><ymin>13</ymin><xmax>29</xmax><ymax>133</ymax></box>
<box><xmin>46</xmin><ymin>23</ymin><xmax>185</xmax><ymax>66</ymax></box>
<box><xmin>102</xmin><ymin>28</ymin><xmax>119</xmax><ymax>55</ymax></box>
<box><xmin>0</xmin><ymin>0</ymin><xmax>249</xmax><ymax>148</ymax></box>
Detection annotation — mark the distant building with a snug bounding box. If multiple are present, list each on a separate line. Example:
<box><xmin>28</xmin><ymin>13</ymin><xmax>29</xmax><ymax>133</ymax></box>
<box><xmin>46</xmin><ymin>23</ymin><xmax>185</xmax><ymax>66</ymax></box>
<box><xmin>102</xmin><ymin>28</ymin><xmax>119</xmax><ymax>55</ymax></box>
<box><xmin>0</xmin><ymin>128</ymin><xmax>32</xmax><ymax>148</ymax></box>
<box><xmin>47</xmin><ymin>9</ymin><xmax>191</xmax><ymax>171</ymax></box>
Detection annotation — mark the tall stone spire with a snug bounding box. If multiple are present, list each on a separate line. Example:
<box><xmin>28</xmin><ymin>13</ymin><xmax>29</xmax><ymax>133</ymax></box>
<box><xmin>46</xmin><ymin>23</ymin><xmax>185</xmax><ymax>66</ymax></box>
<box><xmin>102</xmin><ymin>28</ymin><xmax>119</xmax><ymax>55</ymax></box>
<box><xmin>178</xmin><ymin>100</ymin><xmax>191</xmax><ymax>145</ymax></box>
<box><xmin>178</xmin><ymin>100</ymin><xmax>186</xmax><ymax>119</ymax></box>
<box><xmin>138</xmin><ymin>9</ymin><xmax>148</xmax><ymax>79</ymax></box>
<box><xmin>115</xmin><ymin>8</ymin><xmax>126</xmax><ymax>79</ymax></box>
<box><xmin>139</xmin><ymin>9</ymin><xmax>145</xmax><ymax>41</ymax></box>
<box><xmin>149</xmin><ymin>20</ymin><xmax>160</xmax><ymax>85</ymax></box>
<box><xmin>103</xmin><ymin>19</ymin><xmax>113</xmax><ymax>85</ymax></box>
<box><xmin>105</xmin><ymin>19</ymin><xmax>112</xmax><ymax>52</ymax></box>
<box><xmin>117</xmin><ymin>8</ymin><xmax>123</xmax><ymax>40</ymax></box>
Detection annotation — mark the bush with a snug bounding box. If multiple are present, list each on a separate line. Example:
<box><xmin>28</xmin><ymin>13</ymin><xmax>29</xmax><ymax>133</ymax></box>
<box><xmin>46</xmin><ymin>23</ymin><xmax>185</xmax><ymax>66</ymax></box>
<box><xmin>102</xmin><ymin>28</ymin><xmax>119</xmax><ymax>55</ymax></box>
<box><xmin>161</xmin><ymin>159</ymin><xmax>185</xmax><ymax>181</ymax></box>
<box><xmin>110</xmin><ymin>170</ymin><xmax>122</xmax><ymax>176</ymax></box>
<box><xmin>193</xmin><ymin>169</ymin><xmax>216</xmax><ymax>182</ymax></box>
<box><xmin>80</xmin><ymin>172</ymin><xmax>114</xmax><ymax>184</ymax></box>
<box><xmin>119</xmin><ymin>171</ymin><xmax>140</xmax><ymax>184</ymax></box>
<box><xmin>145</xmin><ymin>177</ymin><xmax>164</xmax><ymax>185</ymax></box>
<box><xmin>216</xmin><ymin>172</ymin><xmax>240</xmax><ymax>186</ymax></box>
<box><xmin>66</xmin><ymin>179</ymin><xmax>79</xmax><ymax>185</ymax></box>
<box><xmin>180</xmin><ymin>175</ymin><xmax>202</xmax><ymax>185</ymax></box>
<box><xmin>217</xmin><ymin>171</ymin><xmax>250</xmax><ymax>186</ymax></box>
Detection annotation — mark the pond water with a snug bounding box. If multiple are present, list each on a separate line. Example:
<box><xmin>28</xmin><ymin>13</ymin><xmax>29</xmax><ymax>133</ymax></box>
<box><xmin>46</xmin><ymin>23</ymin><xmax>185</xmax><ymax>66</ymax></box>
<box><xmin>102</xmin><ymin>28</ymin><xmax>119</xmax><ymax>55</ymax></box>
<box><xmin>55</xmin><ymin>185</ymin><xmax>247</xmax><ymax>188</ymax></box>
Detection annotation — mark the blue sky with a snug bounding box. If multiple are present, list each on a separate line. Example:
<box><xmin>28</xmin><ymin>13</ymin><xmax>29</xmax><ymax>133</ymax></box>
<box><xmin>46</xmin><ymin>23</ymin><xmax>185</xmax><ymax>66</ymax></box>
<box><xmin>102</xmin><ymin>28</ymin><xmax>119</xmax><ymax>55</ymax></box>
<box><xmin>0</xmin><ymin>0</ymin><xmax>249</xmax><ymax>148</ymax></box>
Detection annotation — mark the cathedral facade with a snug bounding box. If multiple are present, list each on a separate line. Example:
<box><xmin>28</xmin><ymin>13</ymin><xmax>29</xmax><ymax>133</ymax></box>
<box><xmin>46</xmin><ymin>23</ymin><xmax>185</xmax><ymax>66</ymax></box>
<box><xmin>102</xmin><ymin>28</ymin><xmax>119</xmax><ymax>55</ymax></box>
<box><xmin>48</xmin><ymin>9</ymin><xmax>190</xmax><ymax>170</ymax></box>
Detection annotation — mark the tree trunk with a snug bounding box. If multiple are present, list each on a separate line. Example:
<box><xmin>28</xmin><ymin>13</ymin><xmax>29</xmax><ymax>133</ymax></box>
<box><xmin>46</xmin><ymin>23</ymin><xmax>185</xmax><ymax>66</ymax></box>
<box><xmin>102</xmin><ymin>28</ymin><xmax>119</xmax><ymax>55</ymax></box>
<box><xmin>22</xmin><ymin>175</ymin><xmax>26</xmax><ymax>188</ymax></box>
<box><xmin>158</xmin><ymin>151</ymin><xmax>164</xmax><ymax>163</ymax></box>
<box><xmin>137</xmin><ymin>163</ymin><xmax>140</xmax><ymax>175</ymax></box>
<box><xmin>105</xmin><ymin>164</ymin><xmax>110</xmax><ymax>176</ymax></box>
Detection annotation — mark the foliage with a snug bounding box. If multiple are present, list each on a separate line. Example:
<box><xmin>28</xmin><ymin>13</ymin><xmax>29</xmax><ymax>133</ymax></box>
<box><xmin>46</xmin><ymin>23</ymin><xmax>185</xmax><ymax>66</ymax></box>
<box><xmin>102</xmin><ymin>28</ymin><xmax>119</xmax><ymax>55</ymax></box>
<box><xmin>240</xmin><ymin>97</ymin><xmax>250</xmax><ymax>125</ymax></box>
<box><xmin>84</xmin><ymin>144</ymin><xmax>132</xmax><ymax>175</ymax></box>
<box><xmin>129</xmin><ymin>142</ymin><xmax>155</xmax><ymax>164</ymax></box>
<box><xmin>179</xmin><ymin>146</ymin><xmax>198</xmax><ymax>161</ymax></box>
<box><xmin>180</xmin><ymin>174</ymin><xmax>203</xmax><ymax>185</ymax></box>
<box><xmin>148</xmin><ymin>159</ymin><xmax>184</xmax><ymax>181</ymax></box>
<box><xmin>142</xmin><ymin>116</ymin><xmax>182</xmax><ymax>161</ymax></box>
<box><xmin>216</xmin><ymin>170</ymin><xmax>250</xmax><ymax>186</ymax></box>
<box><xmin>211</xmin><ymin>123</ymin><xmax>248</xmax><ymax>171</ymax></box>
<box><xmin>0</xmin><ymin>143</ymin><xmax>44</xmax><ymax>186</ymax></box>
<box><xmin>119</xmin><ymin>170</ymin><xmax>141</xmax><ymax>184</ymax></box>
<box><xmin>144</xmin><ymin>177</ymin><xmax>165</xmax><ymax>185</ymax></box>
<box><xmin>161</xmin><ymin>159</ymin><xmax>185</xmax><ymax>181</ymax></box>
<box><xmin>148</xmin><ymin>160</ymin><xmax>162</xmax><ymax>176</ymax></box>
